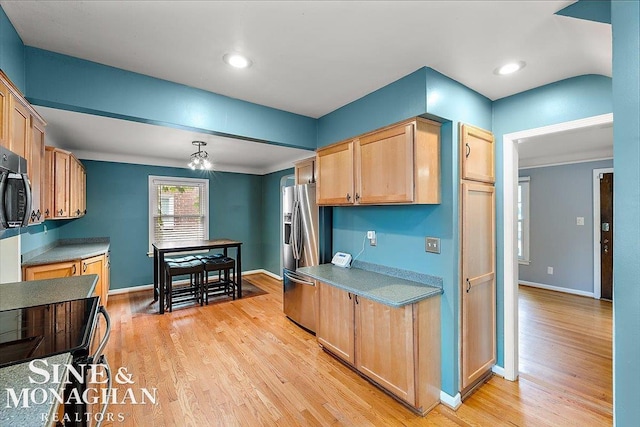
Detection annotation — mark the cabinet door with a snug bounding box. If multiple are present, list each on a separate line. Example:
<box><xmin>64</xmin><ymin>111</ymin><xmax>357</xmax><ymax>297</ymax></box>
<box><xmin>0</xmin><ymin>79</ymin><xmax>8</xmax><ymax>148</ymax></box>
<box><xmin>294</xmin><ymin>157</ymin><xmax>315</xmax><ymax>185</ymax></box>
<box><xmin>356</xmin><ymin>296</ymin><xmax>416</xmax><ymax>404</ymax></box>
<box><xmin>23</xmin><ymin>261</ymin><xmax>80</xmax><ymax>281</ymax></box>
<box><xmin>317</xmin><ymin>282</ymin><xmax>355</xmax><ymax>365</ymax></box>
<box><xmin>461</xmin><ymin>182</ymin><xmax>496</xmax><ymax>389</ymax></box>
<box><xmin>80</xmin><ymin>166</ymin><xmax>87</xmax><ymax>216</ymax></box>
<box><xmin>316</xmin><ymin>141</ymin><xmax>355</xmax><ymax>205</ymax></box>
<box><xmin>9</xmin><ymin>95</ymin><xmax>30</xmax><ymax>160</ymax></box>
<box><xmin>43</xmin><ymin>147</ymin><xmax>55</xmax><ymax>219</ymax></box>
<box><xmin>82</xmin><ymin>255</ymin><xmax>105</xmax><ymax>304</ymax></box>
<box><xmin>28</xmin><ymin>117</ymin><xmax>46</xmax><ymax>224</ymax></box>
<box><xmin>460</xmin><ymin>124</ymin><xmax>495</xmax><ymax>183</ymax></box>
<box><xmin>357</xmin><ymin>122</ymin><xmax>414</xmax><ymax>204</ymax></box>
<box><xmin>53</xmin><ymin>150</ymin><xmax>70</xmax><ymax>218</ymax></box>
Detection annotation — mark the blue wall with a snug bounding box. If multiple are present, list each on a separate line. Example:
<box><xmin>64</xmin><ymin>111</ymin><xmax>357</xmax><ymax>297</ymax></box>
<box><xmin>518</xmin><ymin>160</ymin><xmax>613</xmax><ymax>293</ymax></box>
<box><xmin>56</xmin><ymin>160</ymin><xmax>264</xmax><ymax>290</ymax></box>
<box><xmin>0</xmin><ymin>7</ymin><xmax>25</xmax><ymax>92</ymax></box>
<box><xmin>611</xmin><ymin>0</ymin><xmax>640</xmax><ymax>424</ymax></box>
<box><xmin>24</xmin><ymin>47</ymin><xmax>317</xmax><ymax>151</ymax></box>
<box><xmin>492</xmin><ymin>74</ymin><xmax>612</xmax><ymax>368</ymax></box>
<box><xmin>261</xmin><ymin>168</ymin><xmax>294</xmax><ymax>275</ymax></box>
<box><xmin>319</xmin><ymin>67</ymin><xmax>492</xmax><ymax>396</ymax></box>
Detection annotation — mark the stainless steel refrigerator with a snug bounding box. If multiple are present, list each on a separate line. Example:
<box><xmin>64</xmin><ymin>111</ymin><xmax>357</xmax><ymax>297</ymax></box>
<box><xmin>282</xmin><ymin>183</ymin><xmax>331</xmax><ymax>333</ymax></box>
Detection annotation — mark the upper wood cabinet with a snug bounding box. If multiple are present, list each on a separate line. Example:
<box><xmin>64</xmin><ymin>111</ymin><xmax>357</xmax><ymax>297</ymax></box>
<box><xmin>294</xmin><ymin>156</ymin><xmax>316</xmax><ymax>185</ymax></box>
<box><xmin>316</xmin><ymin>118</ymin><xmax>440</xmax><ymax>206</ymax></box>
<box><xmin>316</xmin><ymin>140</ymin><xmax>355</xmax><ymax>205</ymax></box>
<box><xmin>29</xmin><ymin>117</ymin><xmax>46</xmax><ymax>224</ymax></box>
<box><xmin>460</xmin><ymin>123</ymin><xmax>495</xmax><ymax>183</ymax></box>
<box><xmin>0</xmin><ymin>78</ymin><xmax>8</xmax><ymax>148</ymax></box>
<box><xmin>0</xmin><ymin>71</ymin><xmax>48</xmax><ymax>226</ymax></box>
<box><xmin>45</xmin><ymin>146</ymin><xmax>86</xmax><ymax>219</ymax></box>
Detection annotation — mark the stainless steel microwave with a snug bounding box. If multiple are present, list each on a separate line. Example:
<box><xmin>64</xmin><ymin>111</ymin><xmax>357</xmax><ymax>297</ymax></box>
<box><xmin>0</xmin><ymin>146</ymin><xmax>31</xmax><ymax>230</ymax></box>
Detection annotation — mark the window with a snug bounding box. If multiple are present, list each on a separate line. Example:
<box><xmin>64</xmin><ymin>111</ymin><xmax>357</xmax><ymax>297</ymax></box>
<box><xmin>518</xmin><ymin>177</ymin><xmax>530</xmax><ymax>264</ymax></box>
<box><xmin>149</xmin><ymin>176</ymin><xmax>209</xmax><ymax>253</ymax></box>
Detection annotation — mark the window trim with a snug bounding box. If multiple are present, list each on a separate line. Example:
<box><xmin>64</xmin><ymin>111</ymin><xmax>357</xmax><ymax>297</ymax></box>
<box><xmin>518</xmin><ymin>176</ymin><xmax>530</xmax><ymax>265</ymax></box>
<box><xmin>148</xmin><ymin>175</ymin><xmax>209</xmax><ymax>255</ymax></box>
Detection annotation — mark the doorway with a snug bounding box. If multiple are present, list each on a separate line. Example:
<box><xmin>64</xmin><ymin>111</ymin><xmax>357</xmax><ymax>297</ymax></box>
<box><xmin>501</xmin><ymin>112</ymin><xmax>614</xmax><ymax>381</ymax></box>
<box><xmin>593</xmin><ymin>168</ymin><xmax>614</xmax><ymax>300</ymax></box>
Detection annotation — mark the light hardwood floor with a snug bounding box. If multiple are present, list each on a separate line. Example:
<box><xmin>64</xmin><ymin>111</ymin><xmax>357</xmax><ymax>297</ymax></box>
<box><xmin>99</xmin><ymin>275</ymin><xmax>612</xmax><ymax>426</ymax></box>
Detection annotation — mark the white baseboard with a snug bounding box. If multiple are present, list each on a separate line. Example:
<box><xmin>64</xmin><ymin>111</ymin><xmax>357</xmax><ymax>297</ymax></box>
<box><xmin>492</xmin><ymin>364</ymin><xmax>506</xmax><ymax>378</ymax></box>
<box><xmin>519</xmin><ymin>280</ymin><xmax>594</xmax><ymax>298</ymax></box>
<box><xmin>439</xmin><ymin>391</ymin><xmax>462</xmax><ymax>410</ymax></box>
<box><xmin>107</xmin><ymin>269</ymin><xmax>281</xmax><ymax>295</ymax></box>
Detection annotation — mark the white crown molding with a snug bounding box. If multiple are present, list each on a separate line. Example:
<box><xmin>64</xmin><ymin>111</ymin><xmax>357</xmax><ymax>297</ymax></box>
<box><xmin>72</xmin><ymin>150</ymin><xmax>302</xmax><ymax>176</ymax></box>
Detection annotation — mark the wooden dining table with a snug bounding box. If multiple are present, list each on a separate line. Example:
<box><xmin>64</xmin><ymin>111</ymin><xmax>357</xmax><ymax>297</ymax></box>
<box><xmin>152</xmin><ymin>238</ymin><xmax>243</xmax><ymax>314</ymax></box>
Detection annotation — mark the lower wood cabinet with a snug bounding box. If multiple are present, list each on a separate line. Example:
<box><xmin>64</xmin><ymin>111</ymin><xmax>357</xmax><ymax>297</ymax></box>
<box><xmin>23</xmin><ymin>253</ymin><xmax>110</xmax><ymax>305</ymax></box>
<box><xmin>316</xmin><ymin>282</ymin><xmax>441</xmax><ymax>414</ymax></box>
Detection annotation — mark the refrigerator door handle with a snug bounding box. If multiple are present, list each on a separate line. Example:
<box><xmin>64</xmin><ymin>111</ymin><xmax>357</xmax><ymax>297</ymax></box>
<box><xmin>292</xmin><ymin>199</ymin><xmax>302</xmax><ymax>261</ymax></box>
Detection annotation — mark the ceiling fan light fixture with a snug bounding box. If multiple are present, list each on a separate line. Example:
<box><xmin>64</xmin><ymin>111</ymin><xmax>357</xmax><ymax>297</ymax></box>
<box><xmin>495</xmin><ymin>61</ymin><xmax>526</xmax><ymax>75</ymax></box>
<box><xmin>188</xmin><ymin>141</ymin><xmax>212</xmax><ymax>170</ymax></box>
<box><xmin>223</xmin><ymin>53</ymin><xmax>252</xmax><ymax>69</ymax></box>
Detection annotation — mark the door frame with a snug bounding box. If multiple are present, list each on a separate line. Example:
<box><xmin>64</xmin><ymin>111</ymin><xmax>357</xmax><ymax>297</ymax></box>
<box><xmin>501</xmin><ymin>112</ymin><xmax>613</xmax><ymax>382</ymax></box>
<box><xmin>593</xmin><ymin>167</ymin><xmax>614</xmax><ymax>300</ymax></box>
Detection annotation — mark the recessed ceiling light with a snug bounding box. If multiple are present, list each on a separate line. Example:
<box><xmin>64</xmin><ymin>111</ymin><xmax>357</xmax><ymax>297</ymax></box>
<box><xmin>223</xmin><ymin>53</ymin><xmax>252</xmax><ymax>69</ymax></box>
<box><xmin>495</xmin><ymin>61</ymin><xmax>526</xmax><ymax>75</ymax></box>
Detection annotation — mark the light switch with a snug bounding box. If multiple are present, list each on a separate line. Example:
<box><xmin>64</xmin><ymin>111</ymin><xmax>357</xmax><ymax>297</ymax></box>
<box><xmin>547</xmin><ymin>266</ymin><xmax>554</xmax><ymax>275</ymax></box>
<box><xmin>576</xmin><ymin>217</ymin><xmax>585</xmax><ymax>226</ymax></box>
<box><xmin>425</xmin><ymin>237</ymin><xmax>440</xmax><ymax>254</ymax></box>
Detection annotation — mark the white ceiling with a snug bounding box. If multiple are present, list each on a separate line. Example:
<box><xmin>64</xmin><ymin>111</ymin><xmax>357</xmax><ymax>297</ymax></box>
<box><xmin>2</xmin><ymin>1</ymin><xmax>613</xmax><ymax>173</ymax></box>
<box><xmin>518</xmin><ymin>122</ymin><xmax>613</xmax><ymax>168</ymax></box>
<box><xmin>36</xmin><ymin>106</ymin><xmax>315</xmax><ymax>175</ymax></box>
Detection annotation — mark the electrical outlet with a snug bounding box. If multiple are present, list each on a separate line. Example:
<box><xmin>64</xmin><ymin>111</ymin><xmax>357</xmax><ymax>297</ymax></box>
<box><xmin>425</xmin><ymin>237</ymin><xmax>440</xmax><ymax>254</ymax></box>
<box><xmin>547</xmin><ymin>266</ymin><xmax>554</xmax><ymax>275</ymax></box>
<box><xmin>576</xmin><ymin>217</ymin><xmax>585</xmax><ymax>226</ymax></box>
<box><xmin>367</xmin><ymin>230</ymin><xmax>376</xmax><ymax>246</ymax></box>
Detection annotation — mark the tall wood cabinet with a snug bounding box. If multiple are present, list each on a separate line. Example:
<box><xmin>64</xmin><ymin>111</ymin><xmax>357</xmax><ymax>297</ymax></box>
<box><xmin>459</xmin><ymin>123</ymin><xmax>496</xmax><ymax>394</ymax></box>
<box><xmin>316</xmin><ymin>281</ymin><xmax>441</xmax><ymax>414</ymax></box>
<box><xmin>0</xmin><ymin>70</ymin><xmax>48</xmax><ymax>225</ymax></box>
<box><xmin>316</xmin><ymin>117</ymin><xmax>440</xmax><ymax>206</ymax></box>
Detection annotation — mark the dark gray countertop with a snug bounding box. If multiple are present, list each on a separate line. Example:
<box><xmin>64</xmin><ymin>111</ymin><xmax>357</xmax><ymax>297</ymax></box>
<box><xmin>0</xmin><ymin>275</ymin><xmax>98</xmax><ymax>311</ymax></box>
<box><xmin>0</xmin><ymin>353</ymin><xmax>73</xmax><ymax>427</ymax></box>
<box><xmin>298</xmin><ymin>262</ymin><xmax>442</xmax><ymax>307</ymax></box>
<box><xmin>22</xmin><ymin>238</ymin><xmax>110</xmax><ymax>267</ymax></box>
<box><xmin>0</xmin><ymin>274</ymin><xmax>98</xmax><ymax>426</ymax></box>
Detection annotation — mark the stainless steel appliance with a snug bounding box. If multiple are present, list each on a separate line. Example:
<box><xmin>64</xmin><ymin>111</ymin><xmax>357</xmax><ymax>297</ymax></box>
<box><xmin>0</xmin><ymin>146</ymin><xmax>31</xmax><ymax>230</ymax></box>
<box><xmin>282</xmin><ymin>183</ymin><xmax>330</xmax><ymax>333</ymax></box>
<box><xmin>0</xmin><ymin>297</ymin><xmax>112</xmax><ymax>426</ymax></box>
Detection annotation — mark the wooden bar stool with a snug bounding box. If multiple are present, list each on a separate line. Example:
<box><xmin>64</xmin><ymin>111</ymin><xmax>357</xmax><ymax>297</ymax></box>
<box><xmin>197</xmin><ymin>255</ymin><xmax>236</xmax><ymax>303</ymax></box>
<box><xmin>164</xmin><ymin>259</ymin><xmax>205</xmax><ymax>312</ymax></box>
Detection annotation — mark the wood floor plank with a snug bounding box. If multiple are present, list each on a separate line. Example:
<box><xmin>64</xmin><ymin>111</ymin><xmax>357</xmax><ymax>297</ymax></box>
<box><xmin>97</xmin><ymin>275</ymin><xmax>612</xmax><ymax>426</ymax></box>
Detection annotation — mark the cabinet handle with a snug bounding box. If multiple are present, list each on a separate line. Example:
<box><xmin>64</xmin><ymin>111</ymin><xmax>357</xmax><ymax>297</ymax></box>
<box><xmin>30</xmin><ymin>211</ymin><xmax>37</xmax><ymax>221</ymax></box>
<box><xmin>58</xmin><ymin>209</ymin><xmax>64</xmax><ymax>215</ymax></box>
<box><xmin>45</xmin><ymin>209</ymin><xmax>49</xmax><ymax>216</ymax></box>
<box><xmin>346</xmin><ymin>193</ymin><xmax>351</xmax><ymax>202</ymax></box>
<box><xmin>84</xmin><ymin>209</ymin><xmax>87</xmax><ymax>215</ymax></box>
<box><xmin>72</xmin><ymin>264</ymin><xmax>77</xmax><ymax>275</ymax></box>
<box><xmin>355</xmin><ymin>295</ymin><xmax>359</xmax><ymax>305</ymax></box>
<box><xmin>36</xmin><ymin>210</ymin><xmax>41</xmax><ymax>220</ymax></box>
<box><xmin>83</xmin><ymin>263</ymin><xmax>87</xmax><ymax>273</ymax></box>
<box><xmin>348</xmin><ymin>292</ymin><xmax>352</xmax><ymax>300</ymax></box>
<box><xmin>466</xmin><ymin>278</ymin><xmax>471</xmax><ymax>293</ymax></box>
<box><xmin>355</xmin><ymin>193</ymin><xmax>360</xmax><ymax>201</ymax></box>
<box><xmin>76</xmin><ymin>209</ymin><xmax>81</xmax><ymax>216</ymax></box>
<box><xmin>465</xmin><ymin>143</ymin><xmax>471</xmax><ymax>158</ymax></box>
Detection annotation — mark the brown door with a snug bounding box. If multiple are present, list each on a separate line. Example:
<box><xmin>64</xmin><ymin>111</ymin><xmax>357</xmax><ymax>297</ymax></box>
<box><xmin>600</xmin><ymin>173</ymin><xmax>614</xmax><ymax>300</ymax></box>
